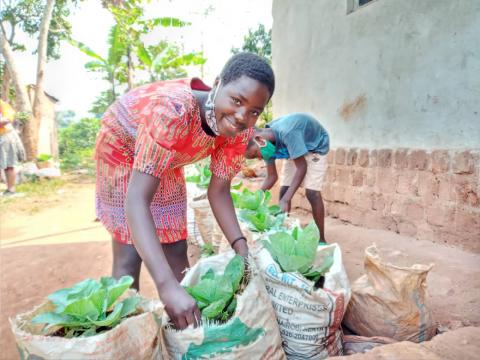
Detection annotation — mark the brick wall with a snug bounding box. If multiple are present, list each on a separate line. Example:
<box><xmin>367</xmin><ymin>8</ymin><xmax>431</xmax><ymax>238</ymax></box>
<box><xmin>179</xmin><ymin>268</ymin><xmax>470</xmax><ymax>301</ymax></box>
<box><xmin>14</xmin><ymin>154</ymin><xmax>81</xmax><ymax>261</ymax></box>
<box><xmin>293</xmin><ymin>148</ymin><xmax>480</xmax><ymax>253</ymax></box>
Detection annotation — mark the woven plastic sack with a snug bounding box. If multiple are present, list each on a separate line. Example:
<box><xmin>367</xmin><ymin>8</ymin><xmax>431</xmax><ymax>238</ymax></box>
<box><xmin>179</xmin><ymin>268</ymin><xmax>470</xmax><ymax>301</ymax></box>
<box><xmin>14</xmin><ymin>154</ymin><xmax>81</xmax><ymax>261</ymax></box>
<box><xmin>161</xmin><ymin>251</ymin><xmax>286</xmax><ymax>359</ymax></box>
<box><xmin>255</xmin><ymin>243</ymin><xmax>351</xmax><ymax>359</ymax></box>
<box><xmin>343</xmin><ymin>244</ymin><xmax>436</xmax><ymax>342</ymax></box>
<box><xmin>10</xmin><ymin>293</ymin><xmax>163</xmax><ymax>359</ymax></box>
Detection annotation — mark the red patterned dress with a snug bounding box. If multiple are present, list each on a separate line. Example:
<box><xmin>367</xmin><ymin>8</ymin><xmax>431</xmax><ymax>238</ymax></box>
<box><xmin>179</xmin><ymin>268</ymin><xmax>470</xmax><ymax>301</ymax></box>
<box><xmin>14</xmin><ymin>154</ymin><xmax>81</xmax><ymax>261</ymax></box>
<box><xmin>95</xmin><ymin>78</ymin><xmax>252</xmax><ymax>244</ymax></box>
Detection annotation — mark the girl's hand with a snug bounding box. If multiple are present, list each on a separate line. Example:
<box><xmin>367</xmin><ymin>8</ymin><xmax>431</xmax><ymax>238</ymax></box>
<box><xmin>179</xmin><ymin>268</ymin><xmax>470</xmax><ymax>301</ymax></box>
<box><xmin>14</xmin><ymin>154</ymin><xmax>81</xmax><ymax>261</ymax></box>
<box><xmin>160</xmin><ymin>282</ymin><xmax>201</xmax><ymax>330</ymax></box>
<box><xmin>279</xmin><ymin>198</ymin><xmax>291</xmax><ymax>213</ymax></box>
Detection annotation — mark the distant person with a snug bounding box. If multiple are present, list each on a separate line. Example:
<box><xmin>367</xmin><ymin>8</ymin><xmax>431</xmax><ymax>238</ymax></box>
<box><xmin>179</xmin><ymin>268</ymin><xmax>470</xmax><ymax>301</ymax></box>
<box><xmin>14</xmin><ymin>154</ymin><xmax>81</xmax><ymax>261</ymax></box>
<box><xmin>0</xmin><ymin>100</ymin><xmax>25</xmax><ymax>196</ymax></box>
<box><xmin>95</xmin><ymin>52</ymin><xmax>274</xmax><ymax>329</ymax></box>
<box><xmin>245</xmin><ymin>113</ymin><xmax>330</xmax><ymax>242</ymax></box>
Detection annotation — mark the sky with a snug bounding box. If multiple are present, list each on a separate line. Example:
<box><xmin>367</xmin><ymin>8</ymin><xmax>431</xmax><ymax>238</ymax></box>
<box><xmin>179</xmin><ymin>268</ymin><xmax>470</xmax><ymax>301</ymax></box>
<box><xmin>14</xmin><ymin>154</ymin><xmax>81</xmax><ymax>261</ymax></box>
<box><xmin>10</xmin><ymin>0</ymin><xmax>272</xmax><ymax>118</ymax></box>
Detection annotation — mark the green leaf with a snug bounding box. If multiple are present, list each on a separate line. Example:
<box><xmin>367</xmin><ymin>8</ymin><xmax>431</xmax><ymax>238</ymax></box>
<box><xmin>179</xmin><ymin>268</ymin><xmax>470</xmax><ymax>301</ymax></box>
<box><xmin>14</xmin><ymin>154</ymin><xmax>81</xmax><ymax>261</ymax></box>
<box><xmin>231</xmin><ymin>180</ymin><xmax>243</xmax><ymax>190</ymax></box>
<box><xmin>202</xmin><ymin>298</ymin><xmax>229</xmax><ymax>319</ymax></box>
<box><xmin>88</xmin><ymin>302</ymin><xmax>123</xmax><ymax>327</ymax></box>
<box><xmin>68</xmin><ymin>39</ymin><xmax>106</xmax><ymax>63</ymax></box>
<box><xmin>102</xmin><ymin>275</ymin><xmax>134</xmax><ymax>309</ymax></box>
<box><xmin>224</xmin><ymin>255</ymin><xmax>245</xmax><ymax>292</ymax></box>
<box><xmin>31</xmin><ymin>312</ymin><xmax>87</xmax><ymax>329</ymax></box>
<box><xmin>201</xmin><ymin>269</ymin><xmax>215</xmax><ymax>281</ymax></box>
<box><xmin>136</xmin><ymin>43</ymin><xmax>152</xmax><ymax>67</ymax></box>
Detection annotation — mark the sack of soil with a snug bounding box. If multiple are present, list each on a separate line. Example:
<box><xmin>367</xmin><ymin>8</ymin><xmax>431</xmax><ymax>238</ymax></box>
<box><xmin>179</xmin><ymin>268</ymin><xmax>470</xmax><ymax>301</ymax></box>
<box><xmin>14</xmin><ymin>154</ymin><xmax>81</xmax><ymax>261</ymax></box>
<box><xmin>254</xmin><ymin>223</ymin><xmax>351</xmax><ymax>359</ymax></box>
<box><xmin>342</xmin><ymin>335</ymin><xmax>397</xmax><ymax>355</ymax></box>
<box><xmin>343</xmin><ymin>244</ymin><xmax>436</xmax><ymax>342</ymax></box>
<box><xmin>161</xmin><ymin>251</ymin><xmax>285</xmax><ymax>359</ymax></box>
<box><xmin>10</xmin><ymin>276</ymin><xmax>163</xmax><ymax>360</ymax></box>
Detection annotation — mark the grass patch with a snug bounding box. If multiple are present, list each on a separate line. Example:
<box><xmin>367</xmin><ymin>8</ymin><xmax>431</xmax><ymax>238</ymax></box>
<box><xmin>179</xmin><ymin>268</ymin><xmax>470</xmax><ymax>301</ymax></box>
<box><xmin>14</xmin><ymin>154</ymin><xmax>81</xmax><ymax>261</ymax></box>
<box><xmin>15</xmin><ymin>177</ymin><xmax>67</xmax><ymax>196</ymax></box>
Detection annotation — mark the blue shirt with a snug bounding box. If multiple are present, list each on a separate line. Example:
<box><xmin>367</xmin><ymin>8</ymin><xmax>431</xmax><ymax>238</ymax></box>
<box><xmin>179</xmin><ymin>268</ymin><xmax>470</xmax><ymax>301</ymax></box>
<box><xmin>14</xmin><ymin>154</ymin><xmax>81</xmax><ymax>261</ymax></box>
<box><xmin>266</xmin><ymin>113</ymin><xmax>330</xmax><ymax>162</ymax></box>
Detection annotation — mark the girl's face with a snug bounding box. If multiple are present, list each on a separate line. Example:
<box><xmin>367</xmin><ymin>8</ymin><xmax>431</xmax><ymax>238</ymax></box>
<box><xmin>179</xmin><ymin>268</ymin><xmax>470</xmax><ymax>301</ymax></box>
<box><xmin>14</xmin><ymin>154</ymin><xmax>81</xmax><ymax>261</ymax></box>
<box><xmin>213</xmin><ymin>76</ymin><xmax>271</xmax><ymax>137</ymax></box>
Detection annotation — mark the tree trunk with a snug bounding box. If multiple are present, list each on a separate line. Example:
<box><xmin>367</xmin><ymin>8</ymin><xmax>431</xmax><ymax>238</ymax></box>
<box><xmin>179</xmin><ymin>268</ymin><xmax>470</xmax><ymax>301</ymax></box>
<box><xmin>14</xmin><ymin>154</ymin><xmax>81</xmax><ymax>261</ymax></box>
<box><xmin>1</xmin><ymin>63</ymin><xmax>11</xmax><ymax>101</ymax></box>
<box><xmin>0</xmin><ymin>28</ymin><xmax>35</xmax><ymax>157</ymax></box>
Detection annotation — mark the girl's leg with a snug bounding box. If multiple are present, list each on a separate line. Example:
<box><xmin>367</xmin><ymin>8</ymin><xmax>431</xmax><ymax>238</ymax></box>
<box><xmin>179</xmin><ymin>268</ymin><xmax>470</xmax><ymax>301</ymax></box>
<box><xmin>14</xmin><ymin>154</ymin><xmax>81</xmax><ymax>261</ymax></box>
<box><xmin>4</xmin><ymin>167</ymin><xmax>16</xmax><ymax>192</ymax></box>
<box><xmin>112</xmin><ymin>238</ymin><xmax>142</xmax><ymax>289</ymax></box>
<box><xmin>279</xmin><ymin>185</ymin><xmax>289</xmax><ymax>201</ymax></box>
<box><xmin>162</xmin><ymin>240</ymin><xmax>189</xmax><ymax>282</ymax></box>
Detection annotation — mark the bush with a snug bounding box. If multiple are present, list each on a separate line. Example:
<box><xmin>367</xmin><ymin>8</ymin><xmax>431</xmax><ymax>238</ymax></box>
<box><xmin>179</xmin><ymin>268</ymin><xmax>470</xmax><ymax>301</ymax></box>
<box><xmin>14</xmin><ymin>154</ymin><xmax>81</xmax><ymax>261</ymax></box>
<box><xmin>59</xmin><ymin>118</ymin><xmax>100</xmax><ymax>172</ymax></box>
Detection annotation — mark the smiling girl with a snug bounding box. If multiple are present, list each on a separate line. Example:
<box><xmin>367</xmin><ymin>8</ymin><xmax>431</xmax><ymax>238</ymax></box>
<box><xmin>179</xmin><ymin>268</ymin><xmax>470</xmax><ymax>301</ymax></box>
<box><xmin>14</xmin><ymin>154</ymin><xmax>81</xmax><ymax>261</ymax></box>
<box><xmin>94</xmin><ymin>52</ymin><xmax>275</xmax><ymax>329</ymax></box>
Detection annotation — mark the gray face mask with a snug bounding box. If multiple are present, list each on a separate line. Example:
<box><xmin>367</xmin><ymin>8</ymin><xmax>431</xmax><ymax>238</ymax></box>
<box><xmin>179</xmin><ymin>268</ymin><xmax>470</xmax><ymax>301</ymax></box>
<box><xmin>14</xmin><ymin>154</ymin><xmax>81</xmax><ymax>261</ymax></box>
<box><xmin>204</xmin><ymin>80</ymin><xmax>221</xmax><ymax>136</ymax></box>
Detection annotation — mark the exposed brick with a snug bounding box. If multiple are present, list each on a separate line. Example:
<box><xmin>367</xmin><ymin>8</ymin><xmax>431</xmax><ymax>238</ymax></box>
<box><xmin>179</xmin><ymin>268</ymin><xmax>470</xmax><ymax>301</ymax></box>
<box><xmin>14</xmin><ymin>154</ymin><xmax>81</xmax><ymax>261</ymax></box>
<box><xmin>394</xmin><ymin>148</ymin><xmax>409</xmax><ymax>169</ymax></box>
<box><xmin>341</xmin><ymin>207</ymin><xmax>364</xmax><ymax>226</ymax></box>
<box><xmin>453</xmin><ymin>151</ymin><xmax>474</xmax><ymax>174</ymax></box>
<box><xmin>326</xmin><ymin>150</ymin><xmax>335</xmax><ymax>165</ymax></box>
<box><xmin>418</xmin><ymin>171</ymin><xmax>440</xmax><ymax>205</ymax></box>
<box><xmin>356</xmin><ymin>190</ymin><xmax>373</xmax><ymax>210</ymax></box>
<box><xmin>431</xmin><ymin>150</ymin><xmax>450</xmax><ymax>174</ymax></box>
<box><xmin>396</xmin><ymin>171</ymin><xmax>419</xmax><ymax>196</ymax></box>
<box><xmin>358</xmin><ymin>149</ymin><xmax>369</xmax><ymax>167</ymax></box>
<box><xmin>403</xmin><ymin>198</ymin><xmax>425</xmax><ymax>224</ymax></box>
<box><xmin>322</xmin><ymin>184</ymin><xmax>334</xmax><ymax>201</ymax></box>
<box><xmin>455</xmin><ymin>209</ymin><xmax>480</xmax><ymax>235</ymax></box>
<box><xmin>378</xmin><ymin>149</ymin><xmax>392</xmax><ymax>168</ymax></box>
<box><xmin>325</xmin><ymin>166</ymin><xmax>336</xmax><ymax>183</ymax></box>
<box><xmin>426</xmin><ymin>205</ymin><xmax>456</xmax><ymax>227</ymax></box>
<box><xmin>397</xmin><ymin>221</ymin><xmax>418</xmax><ymax>237</ymax></box>
<box><xmin>366</xmin><ymin>168</ymin><xmax>376</xmax><ymax>187</ymax></box>
<box><xmin>454</xmin><ymin>175</ymin><xmax>479</xmax><ymax>207</ymax></box>
<box><xmin>372</xmin><ymin>193</ymin><xmax>385</xmax><ymax>211</ymax></box>
<box><xmin>335</xmin><ymin>168</ymin><xmax>350</xmax><ymax>185</ymax></box>
<box><xmin>333</xmin><ymin>185</ymin><xmax>347</xmax><ymax>203</ymax></box>
<box><xmin>347</xmin><ymin>148</ymin><xmax>358</xmax><ymax>165</ymax></box>
<box><xmin>370</xmin><ymin>150</ymin><xmax>378</xmax><ymax>167</ymax></box>
<box><xmin>351</xmin><ymin>169</ymin><xmax>364</xmax><ymax>187</ymax></box>
<box><xmin>437</xmin><ymin>174</ymin><xmax>456</xmax><ymax>203</ymax></box>
<box><xmin>335</xmin><ymin>148</ymin><xmax>346</xmax><ymax>165</ymax></box>
<box><xmin>376</xmin><ymin>169</ymin><xmax>397</xmax><ymax>193</ymax></box>
<box><xmin>408</xmin><ymin>149</ymin><xmax>429</xmax><ymax>170</ymax></box>
<box><xmin>416</xmin><ymin>224</ymin><xmax>436</xmax><ymax>242</ymax></box>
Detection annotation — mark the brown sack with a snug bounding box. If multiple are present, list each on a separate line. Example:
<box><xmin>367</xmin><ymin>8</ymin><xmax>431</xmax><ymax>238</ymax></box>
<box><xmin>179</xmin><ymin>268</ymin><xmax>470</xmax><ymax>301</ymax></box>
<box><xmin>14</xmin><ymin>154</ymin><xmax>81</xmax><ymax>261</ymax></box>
<box><xmin>343</xmin><ymin>245</ymin><xmax>436</xmax><ymax>342</ymax></box>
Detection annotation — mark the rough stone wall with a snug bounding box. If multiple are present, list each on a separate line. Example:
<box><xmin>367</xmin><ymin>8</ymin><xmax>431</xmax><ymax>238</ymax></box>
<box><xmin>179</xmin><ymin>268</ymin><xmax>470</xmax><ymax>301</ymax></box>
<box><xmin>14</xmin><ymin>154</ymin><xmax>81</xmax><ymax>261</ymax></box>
<box><xmin>292</xmin><ymin>148</ymin><xmax>480</xmax><ymax>253</ymax></box>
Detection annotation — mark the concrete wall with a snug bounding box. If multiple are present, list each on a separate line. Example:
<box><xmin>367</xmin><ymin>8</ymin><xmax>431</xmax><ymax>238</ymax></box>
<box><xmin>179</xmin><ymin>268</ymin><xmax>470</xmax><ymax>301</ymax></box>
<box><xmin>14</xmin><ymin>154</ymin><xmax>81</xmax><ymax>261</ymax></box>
<box><xmin>272</xmin><ymin>0</ymin><xmax>480</xmax><ymax>149</ymax></box>
<box><xmin>272</xmin><ymin>0</ymin><xmax>480</xmax><ymax>251</ymax></box>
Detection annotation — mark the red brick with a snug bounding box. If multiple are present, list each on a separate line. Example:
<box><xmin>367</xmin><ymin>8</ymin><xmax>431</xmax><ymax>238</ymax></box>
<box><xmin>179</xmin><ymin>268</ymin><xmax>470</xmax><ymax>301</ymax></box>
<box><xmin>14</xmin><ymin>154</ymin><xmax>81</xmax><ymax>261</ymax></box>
<box><xmin>426</xmin><ymin>205</ymin><xmax>456</xmax><ymax>227</ymax></box>
<box><xmin>455</xmin><ymin>209</ymin><xmax>480</xmax><ymax>231</ymax></box>
<box><xmin>333</xmin><ymin>185</ymin><xmax>347</xmax><ymax>203</ymax></box>
<box><xmin>325</xmin><ymin>166</ymin><xmax>336</xmax><ymax>183</ymax></box>
<box><xmin>453</xmin><ymin>151</ymin><xmax>474</xmax><ymax>174</ymax></box>
<box><xmin>454</xmin><ymin>175</ymin><xmax>479</xmax><ymax>207</ymax></box>
<box><xmin>370</xmin><ymin>150</ymin><xmax>378</xmax><ymax>167</ymax></box>
<box><xmin>347</xmin><ymin>148</ymin><xmax>358</xmax><ymax>165</ymax></box>
<box><xmin>376</xmin><ymin>169</ymin><xmax>397</xmax><ymax>193</ymax></box>
<box><xmin>437</xmin><ymin>174</ymin><xmax>456</xmax><ymax>202</ymax></box>
<box><xmin>356</xmin><ymin>190</ymin><xmax>373</xmax><ymax>210</ymax></box>
<box><xmin>396</xmin><ymin>171</ymin><xmax>418</xmax><ymax>196</ymax></box>
<box><xmin>366</xmin><ymin>168</ymin><xmax>376</xmax><ymax>187</ymax></box>
<box><xmin>351</xmin><ymin>169</ymin><xmax>364</xmax><ymax>187</ymax></box>
<box><xmin>322</xmin><ymin>184</ymin><xmax>334</xmax><ymax>201</ymax></box>
<box><xmin>335</xmin><ymin>148</ymin><xmax>346</xmax><ymax>165</ymax></box>
<box><xmin>403</xmin><ymin>198</ymin><xmax>425</xmax><ymax>223</ymax></box>
<box><xmin>394</xmin><ymin>148</ymin><xmax>409</xmax><ymax>169</ymax></box>
<box><xmin>372</xmin><ymin>193</ymin><xmax>385</xmax><ymax>211</ymax></box>
<box><xmin>431</xmin><ymin>150</ymin><xmax>450</xmax><ymax>174</ymax></box>
<box><xmin>418</xmin><ymin>171</ymin><xmax>440</xmax><ymax>205</ymax></box>
<box><xmin>335</xmin><ymin>168</ymin><xmax>350</xmax><ymax>185</ymax></box>
<box><xmin>408</xmin><ymin>149</ymin><xmax>429</xmax><ymax>170</ymax></box>
<box><xmin>378</xmin><ymin>149</ymin><xmax>392</xmax><ymax>168</ymax></box>
<box><xmin>397</xmin><ymin>221</ymin><xmax>418</xmax><ymax>237</ymax></box>
<box><xmin>326</xmin><ymin>150</ymin><xmax>335</xmax><ymax>165</ymax></box>
<box><xmin>358</xmin><ymin>149</ymin><xmax>369</xmax><ymax>167</ymax></box>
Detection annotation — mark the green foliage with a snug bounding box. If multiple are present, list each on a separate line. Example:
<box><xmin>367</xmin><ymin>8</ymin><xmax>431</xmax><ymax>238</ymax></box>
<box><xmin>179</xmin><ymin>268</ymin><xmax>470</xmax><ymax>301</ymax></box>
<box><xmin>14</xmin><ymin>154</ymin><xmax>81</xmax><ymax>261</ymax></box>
<box><xmin>55</xmin><ymin>110</ymin><xmax>76</xmax><ymax>128</ymax></box>
<box><xmin>231</xmin><ymin>24</ymin><xmax>271</xmax><ymax>63</ymax></box>
<box><xmin>37</xmin><ymin>153</ymin><xmax>53</xmax><ymax>162</ymax></box>
<box><xmin>185</xmin><ymin>163</ymin><xmax>212</xmax><ymax>189</ymax></box>
<box><xmin>263</xmin><ymin>223</ymin><xmax>332</xmax><ymax>283</ymax></box>
<box><xmin>31</xmin><ymin>276</ymin><xmax>139</xmax><ymax>338</ymax></box>
<box><xmin>231</xmin><ymin>188</ymin><xmax>283</xmax><ymax>232</ymax></box>
<box><xmin>58</xmin><ymin>117</ymin><xmax>100</xmax><ymax>171</ymax></box>
<box><xmin>200</xmin><ymin>242</ymin><xmax>215</xmax><ymax>257</ymax></box>
<box><xmin>89</xmin><ymin>90</ymin><xmax>116</xmax><ymax>118</ymax></box>
<box><xmin>0</xmin><ymin>0</ymin><xmax>79</xmax><ymax>60</ymax></box>
<box><xmin>185</xmin><ymin>255</ymin><xmax>245</xmax><ymax>322</ymax></box>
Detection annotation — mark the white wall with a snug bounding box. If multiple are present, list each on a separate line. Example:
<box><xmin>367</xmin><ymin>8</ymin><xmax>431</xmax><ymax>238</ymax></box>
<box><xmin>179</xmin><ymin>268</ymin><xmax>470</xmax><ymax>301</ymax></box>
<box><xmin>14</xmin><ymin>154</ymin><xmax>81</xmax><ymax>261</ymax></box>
<box><xmin>271</xmin><ymin>0</ymin><xmax>480</xmax><ymax>149</ymax></box>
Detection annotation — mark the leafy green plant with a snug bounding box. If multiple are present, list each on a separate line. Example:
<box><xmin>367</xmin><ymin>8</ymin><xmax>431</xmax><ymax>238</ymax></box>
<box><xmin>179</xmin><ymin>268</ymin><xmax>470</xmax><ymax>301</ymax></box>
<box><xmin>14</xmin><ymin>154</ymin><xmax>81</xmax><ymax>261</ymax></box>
<box><xmin>186</xmin><ymin>163</ymin><xmax>212</xmax><ymax>189</ymax></box>
<box><xmin>231</xmin><ymin>188</ymin><xmax>283</xmax><ymax>232</ymax></box>
<box><xmin>31</xmin><ymin>276</ymin><xmax>140</xmax><ymax>338</ymax></box>
<box><xmin>185</xmin><ymin>255</ymin><xmax>245</xmax><ymax>322</ymax></box>
<box><xmin>37</xmin><ymin>153</ymin><xmax>53</xmax><ymax>162</ymax></box>
<box><xmin>263</xmin><ymin>223</ymin><xmax>332</xmax><ymax>286</ymax></box>
<box><xmin>200</xmin><ymin>242</ymin><xmax>215</xmax><ymax>257</ymax></box>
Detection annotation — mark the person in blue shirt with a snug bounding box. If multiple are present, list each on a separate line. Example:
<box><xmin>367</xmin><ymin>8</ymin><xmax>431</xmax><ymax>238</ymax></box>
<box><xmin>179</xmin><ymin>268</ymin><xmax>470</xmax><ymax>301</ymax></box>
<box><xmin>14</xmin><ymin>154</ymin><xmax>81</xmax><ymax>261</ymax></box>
<box><xmin>245</xmin><ymin>113</ymin><xmax>330</xmax><ymax>242</ymax></box>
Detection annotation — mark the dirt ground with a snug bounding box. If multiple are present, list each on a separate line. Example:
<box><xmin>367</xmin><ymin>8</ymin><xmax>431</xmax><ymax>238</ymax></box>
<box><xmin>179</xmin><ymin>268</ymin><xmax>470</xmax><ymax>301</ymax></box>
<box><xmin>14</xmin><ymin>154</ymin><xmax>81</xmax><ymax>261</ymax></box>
<box><xmin>1</xmin><ymin>180</ymin><xmax>479</xmax><ymax>359</ymax></box>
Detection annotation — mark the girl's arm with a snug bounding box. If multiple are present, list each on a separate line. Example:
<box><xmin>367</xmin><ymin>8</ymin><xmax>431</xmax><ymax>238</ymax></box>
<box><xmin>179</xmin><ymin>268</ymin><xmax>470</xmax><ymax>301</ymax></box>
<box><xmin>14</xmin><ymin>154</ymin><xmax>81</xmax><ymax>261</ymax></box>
<box><xmin>126</xmin><ymin>170</ymin><xmax>200</xmax><ymax>329</ymax></box>
<box><xmin>261</xmin><ymin>161</ymin><xmax>278</xmax><ymax>190</ymax></box>
<box><xmin>208</xmin><ymin>174</ymin><xmax>248</xmax><ymax>256</ymax></box>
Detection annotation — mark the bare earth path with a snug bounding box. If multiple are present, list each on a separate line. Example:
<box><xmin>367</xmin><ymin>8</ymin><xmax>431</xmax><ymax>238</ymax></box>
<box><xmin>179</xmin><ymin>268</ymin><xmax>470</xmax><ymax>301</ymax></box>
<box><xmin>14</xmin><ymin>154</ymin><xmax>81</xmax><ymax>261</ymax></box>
<box><xmin>1</xmin><ymin>181</ymin><xmax>479</xmax><ymax>359</ymax></box>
